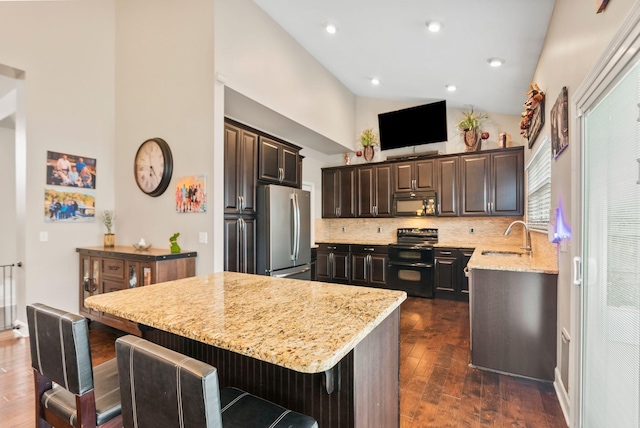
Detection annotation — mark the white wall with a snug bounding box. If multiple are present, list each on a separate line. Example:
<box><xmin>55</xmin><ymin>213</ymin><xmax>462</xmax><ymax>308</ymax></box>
<box><xmin>531</xmin><ymin>0</ymin><xmax>636</xmax><ymax>421</ymax></box>
<box><xmin>0</xmin><ymin>126</ymin><xmax>16</xmax><ymax>267</ymax></box>
<box><xmin>114</xmin><ymin>0</ymin><xmax>216</xmax><ymax>274</ymax></box>
<box><xmin>0</xmin><ymin>1</ymin><xmax>116</xmax><ymax>322</ymax></box>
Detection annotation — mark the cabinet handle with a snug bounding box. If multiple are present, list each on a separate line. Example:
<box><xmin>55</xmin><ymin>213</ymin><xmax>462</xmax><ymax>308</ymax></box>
<box><xmin>364</xmin><ymin>247</ymin><xmax>375</xmax><ymax>251</ymax></box>
<box><xmin>108</xmin><ymin>266</ymin><xmax>120</xmax><ymax>271</ymax></box>
<box><xmin>238</xmin><ymin>195</ymin><xmax>241</xmax><ymax>210</ymax></box>
<box><xmin>337</xmin><ymin>207</ymin><xmax>341</xmax><ymax>217</ymax></box>
<box><xmin>278</xmin><ymin>167</ymin><xmax>284</xmax><ymax>183</ymax></box>
<box><xmin>440</xmin><ymin>251</ymin><xmax>452</xmax><ymax>255</ymax></box>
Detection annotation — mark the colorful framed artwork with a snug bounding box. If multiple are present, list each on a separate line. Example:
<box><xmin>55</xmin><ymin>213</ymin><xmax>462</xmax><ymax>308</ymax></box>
<box><xmin>551</xmin><ymin>87</ymin><xmax>569</xmax><ymax>159</ymax></box>
<box><xmin>44</xmin><ymin>187</ymin><xmax>95</xmax><ymax>223</ymax></box>
<box><xmin>46</xmin><ymin>151</ymin><xmax>96</xmax><ymax>189</ymax></box>
<box><xmin>175</xmin><ymin>174</ymin><xmax>207</xmax><ymax>213</ymax></box>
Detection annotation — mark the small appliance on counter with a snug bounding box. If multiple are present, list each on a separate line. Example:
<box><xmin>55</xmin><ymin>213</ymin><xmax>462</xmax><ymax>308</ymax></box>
<box><xmin>387</xmin><ymin>228</ymin><xmax>438</xmax><ymax>298</ymax></box>
<box><xmin>256</xmin><ymin>184</ymin><xmax>312</xmax><ymax>280</ymax></box>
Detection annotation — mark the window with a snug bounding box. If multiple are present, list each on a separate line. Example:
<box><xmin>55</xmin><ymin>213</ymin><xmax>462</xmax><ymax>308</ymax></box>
<box><xmin>526</xmin><ymin>136</ymin><xmax>551</xmax><ymax>231</ymax></box>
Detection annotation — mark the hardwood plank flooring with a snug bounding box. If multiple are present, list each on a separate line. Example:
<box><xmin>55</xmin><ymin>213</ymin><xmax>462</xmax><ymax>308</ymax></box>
<box><xmin>0</xmin><ymin>298</ymin><xmax>566</xmax><ymax>427</ymax></box>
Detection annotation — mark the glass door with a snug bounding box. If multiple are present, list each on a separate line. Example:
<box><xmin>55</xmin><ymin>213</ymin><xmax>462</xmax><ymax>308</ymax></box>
<box><xmin>582</xmin><ymin>58</ymin><xmax>640</xmax><ymax>427</ymax></box>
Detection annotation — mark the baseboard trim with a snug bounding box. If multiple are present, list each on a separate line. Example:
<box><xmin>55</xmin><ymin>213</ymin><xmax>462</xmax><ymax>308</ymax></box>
<box><xmin>554</xmin><ymin>367</ymin><xmax>570</xmax><ymax>427</ymax></box>
<box><xmin>12</xmin><ymin>319</ymin><xmax>29</xmax><ymax>337</ymax></box>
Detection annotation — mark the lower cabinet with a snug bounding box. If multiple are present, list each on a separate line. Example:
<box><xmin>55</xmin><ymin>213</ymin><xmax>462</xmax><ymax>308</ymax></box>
<box><xmin>316</xmin><ymin>243</ymin><xmax>351</xmax><ymax>283</ymax></box>
<box><xmin>224</xmin><ymin>215</ymin><xmax>256</xmax><ymax>274</ymax></box>
<box><xmin>434</xmin><ymin>247</ymin><xmax>474</xmax><ymax>300</ymax></box>
<box><xmin>78</xmin><ymin>247</ymin><xmax>197</xmax><ymax>335</ymax></box>
<box><xmin>351</xmin><ymin>245</ymin><xmax>388</xmax><ymax>287</ymax></box>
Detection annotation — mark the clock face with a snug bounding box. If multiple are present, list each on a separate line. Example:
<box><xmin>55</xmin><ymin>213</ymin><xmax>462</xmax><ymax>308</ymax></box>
<box><xmin>134</xmin><ymin>138</ymin><xmax>173</xmax><ymax>197</ymax></box>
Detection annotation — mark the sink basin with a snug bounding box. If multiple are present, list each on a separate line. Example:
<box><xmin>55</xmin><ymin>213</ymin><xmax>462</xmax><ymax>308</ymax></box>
<box><xmin>481</xmin><ymin>250</ymin><xmax>524</xmax><ymax>257</ymax></box>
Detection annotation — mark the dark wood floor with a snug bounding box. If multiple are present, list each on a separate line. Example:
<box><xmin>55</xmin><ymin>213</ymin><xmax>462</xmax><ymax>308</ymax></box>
<box><xmin>0</xmin><ymin>298</ymin><xmax>566</xmax><ymax>427</ymax></box>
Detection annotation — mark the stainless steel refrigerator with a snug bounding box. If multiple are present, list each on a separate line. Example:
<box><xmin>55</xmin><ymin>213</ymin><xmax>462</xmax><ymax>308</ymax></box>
<box><xmin>256</xmin><ymin>185</ymin><xmax>311</xmax><ymax>279</ymax></box>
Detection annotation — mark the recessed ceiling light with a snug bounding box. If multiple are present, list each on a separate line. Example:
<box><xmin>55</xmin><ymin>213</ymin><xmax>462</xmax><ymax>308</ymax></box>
<box><xmin>446</xmin><ymin>84</ymin><xmax>456</xmax><ymax>92</ymax></box>
<box><xmin>487</xmin><ymin>57</ymin><xmax>505</xmax><ymax>67</ymax></box>
<box><xmin>426</xmin><ymin>21</ymin><xmax>442</xmax><ymax>33</ymax></box>
<box><xmin>371</xmin><ymin>78</ymin><xmax>380</xmax><ymax>86</ymax></box>
<box><xmin>325</xmin><ymin>24</ymin><xmax>337</xmax><ymax>34</ymax></box>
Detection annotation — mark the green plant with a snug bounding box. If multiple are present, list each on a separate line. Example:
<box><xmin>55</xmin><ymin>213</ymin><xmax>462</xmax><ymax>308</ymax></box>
<box><xmin>456</xmin><ymin>110</ymin><xmax>487</xmax><ymax>134</ymax></box>
<box><xmin>358</xmin><ymin>128</ymin><xmax>378</xmax><ymax>147</ymax></box>
<box><xmin>102</xmin><ymin>210</ymin><xmax>115</xmax><ymax>234</ymax></box>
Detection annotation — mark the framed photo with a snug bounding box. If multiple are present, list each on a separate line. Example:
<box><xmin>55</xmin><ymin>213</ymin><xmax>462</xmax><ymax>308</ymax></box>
<box><xmin>175</xmin><ymin>174</ymin><xmax>207</xmax><ymax>213</ymax></box>
<box><xmin>46</xmin><ymin>151</ymin><xmax>96</xmax><ymax>189</ymax></box>
<box><xmin>44</xmin><ymin>187</ymin><xmax>95</xmax><ymax>223</ymax></box>
<box><xmin>527</xmin><ymin>98</ymin><xmax>545</xmax><ymax>149</ymax></box>
<box><xmin>551</xmin><ymin>87</ymin><xmax>569</xmax><ymax>159</ymax></box>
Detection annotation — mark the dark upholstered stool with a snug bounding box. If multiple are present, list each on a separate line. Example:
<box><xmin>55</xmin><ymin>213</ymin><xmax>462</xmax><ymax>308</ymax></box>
<box><xmin>26</xmin><ymin>303</ymin><xmax>122</xmax><ymax>428</ymax></box>
<box><xmin>116</xmin><ymin>335</ymin><xmax>318</xmax><ymax>428</ymax></box>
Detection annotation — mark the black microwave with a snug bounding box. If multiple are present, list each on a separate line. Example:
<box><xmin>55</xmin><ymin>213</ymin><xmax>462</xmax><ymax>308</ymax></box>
<box><xmin>393</xmin><ymin>192</ymin><xmax>437</xmax><ymax>217</ymax></box>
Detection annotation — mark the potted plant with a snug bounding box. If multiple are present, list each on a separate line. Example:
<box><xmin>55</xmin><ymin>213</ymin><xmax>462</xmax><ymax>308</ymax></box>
<box><xmin>359</xmin><ymin>128</ymin><xmax>378</xmax><ymax>161</ymax></box>
<box><xmin>457</xmin><ymin>110</ymin><xmax>487</xmax><ymax>152</ymax></box>
<box><xmin>102</xmin><ymin>210</ymin><xmax>116</xmax><ymax>247</ymax></box>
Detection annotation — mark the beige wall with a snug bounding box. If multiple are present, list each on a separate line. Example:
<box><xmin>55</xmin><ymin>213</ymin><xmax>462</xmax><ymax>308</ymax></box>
<box><xmin>530</xmin><ymin>0</ymin><xmax>636</xmax><ymax>417</ymax></box>
<box><xmin>0</xmin><ymin>126</ymin><xmax>16</xmax><ymax>266</ymax></box>
<box><xmin>0</xmin><ymin>1</ymin><xmax>116</xmax><ymax>322</ymax></box>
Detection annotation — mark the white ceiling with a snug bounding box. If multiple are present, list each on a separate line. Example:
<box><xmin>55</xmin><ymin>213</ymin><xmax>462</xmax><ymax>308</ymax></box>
<box><xmin>252</xmin><ymin>0</ymin><xmax>556</xmax><ymax>115</ymax></box>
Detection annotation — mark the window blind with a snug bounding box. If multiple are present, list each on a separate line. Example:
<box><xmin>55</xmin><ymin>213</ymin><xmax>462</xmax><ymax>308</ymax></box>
<box><xmin>526</xmin><ymin>136</ymin><xmax>551</xmax><ymax>231</ymax></box>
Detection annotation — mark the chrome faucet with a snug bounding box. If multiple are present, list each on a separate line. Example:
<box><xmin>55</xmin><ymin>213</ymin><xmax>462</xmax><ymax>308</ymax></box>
<box><xmin>504</xmin><ymin>220</ymin><xmax>532</xmax><ymax>255</ymax></box>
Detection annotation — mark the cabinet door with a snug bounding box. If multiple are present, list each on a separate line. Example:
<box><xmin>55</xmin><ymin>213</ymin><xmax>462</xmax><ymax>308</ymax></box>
<box><xmin>281</xmin><ymin>146</ymin><xmax>299</xmax><ymax>187</ymax></box>
<box><xmin>351</xmin><ymin>253</ymin><xmax>369</xmax><ymax>285</ymax></box>
<box><xmin>224</xmin><ymin>123</ymin><xmax>257</xmax><ymax>214</ymax></box>
<box><xmin>369</xmin><ymin>254</ymin><xmax>388</xmax><ymax>287</ymax></box>
<box><xmin>460</xmin><ymin>153</ymin><xmax>491</xmax><ymax>216</ymax></box>
<box><xmin>316</xmin><ymin>251</ymin><xmax>331</xmax><ymax>282</ymax></box>
<box><xmin>224</xmin><ymin>217</ymin><xmax>240</xmax><ymax>272</ymax></box>
<box><xmin>393</xmin><ymin>161</ymin><xmax>414</xmax><ymax>192</ymax></box>
<box><xmin>437</xmin><ymin>157</ymin><xmax>459</xmax><ymax>216</ymax></box>
<box><xmin>339</xmin><ymin>168</ymin><xmax>356</xmax><ymax>218</ymax></box>
<box><xmin>415</xmin><ymin>159</ymin><xmax>435</xmax><ymax>190</ymax></box>
<box><xmin>322</xmin><ymin>169</ymin><xmax>340</xmax><ymax>218</ymax></box>
<box><xmin>241</xmin><ymin>217</ymin><xmax>256</xmax><ymax>274</ymax></box>
<box><xmin>332</xmin><ymin>252</ymin><xmax>350</xmax><ymax>283</ymax></box>
<box><xmin>460</xmin><ymin>249</ymin><xmax>474</xmax><ymax>295</ymax></box>
<box><xmin>258</xmin><ymin>137</ymin><xmax>281</xmax><ymax>183</ymax></box>
<box><xmin>491</xmin><ymin>150</ymin><xmax>524</xmax><ymax>216</ymax></box>
<box><xmin>356</xmin><ymin>166</ymin><xmax>375</xmax><ymax>217</ymax></box>
<box><xmin>375</xmin><ymin>164</ymin><xmax>393</xmax><ymax>217</ymax></box>
<box><xmin>224</xmin><ymin>123</ymin><xmax>241</xmax><ymax>213</ymax></box>
<box><xmin>239</xmin><ymin>130</ymin><xmax>258</xmax><ymax>214</ymax></box>
<box><xmin>79</xmin><ymin>254</ymin><xmax>98</xmax><ymax>317</ymax></box>
<box><xmin>435</xmin><ymin>249</ymin><xmax>459</xmax><ymax>295</ymax></box>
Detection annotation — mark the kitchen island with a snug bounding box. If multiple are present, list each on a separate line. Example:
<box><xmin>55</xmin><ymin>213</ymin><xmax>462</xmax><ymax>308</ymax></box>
<box><xmin>85</xmin><ymin>271</ymin><xmax>407</xmax><ymax>427</ymax></box>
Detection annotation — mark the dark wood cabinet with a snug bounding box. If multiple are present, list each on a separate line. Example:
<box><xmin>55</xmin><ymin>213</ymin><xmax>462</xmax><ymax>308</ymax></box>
<box><xmin>393</xmin><ymin>159</ymin><xmax>435</xmax><ymax>193</ymax></box>
<box><xmin>322</xmin><ymin>167</ymin><xmax>356</xmax><ymax>218</ymax></box>
<box><xmin>460</xmin><ymin>147</ymin><xmax>524</xmax><ymax>216</ymax></box>
<box><xmin>258</xmin><ymin>136</ymin><xmax>300</xmax><ymax>188</ymax></box>
<box><xmin>350</xmin><ymin>245</ymin><xmax>388</xmax><ymax>287</ymax></box>
<box><xmin>436</xmin><ymin>156</ymin><xmax>460</xmax><ymax>216</ymax></box>
<box><xmin>356</xmin><ymin>164</ymin><xmax>392</xmax><ymax>217</ymax></box>
<box><xmin>316</xmin><ymin>243</ymin><xmax>350</xmax><ymax>283</ymax></box>
<box><xmin>77</xmin><ymin>247</ymin><xmax>197</xmax><ymax>335</ymax></box>
<box><xmin>224</xmin><ymin>216</ymin><xmax>256</xmax><ymax>274</ymax></box>
<box><xmin>224</xmin><ymin>122</ymin><xmax>257</xmax><ymax>215</ymax></box>
<box><xmin>434</xmin><ymin>247</ymin><xmax>473</xmax><ymax>301</ymax></box>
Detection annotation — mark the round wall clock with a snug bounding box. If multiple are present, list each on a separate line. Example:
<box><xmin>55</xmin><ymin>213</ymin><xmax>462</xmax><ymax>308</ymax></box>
<box><xmin>133</xmin><ymin>137</ymin><xmax>173</xmax><ymax>197</ymax></box>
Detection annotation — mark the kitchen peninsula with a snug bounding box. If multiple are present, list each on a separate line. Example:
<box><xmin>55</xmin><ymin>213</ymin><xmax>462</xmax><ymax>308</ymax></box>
<box><xmin>85</xmin><ymin>271</ymin><xmax>407</xmax><ymax>427</ymax></box>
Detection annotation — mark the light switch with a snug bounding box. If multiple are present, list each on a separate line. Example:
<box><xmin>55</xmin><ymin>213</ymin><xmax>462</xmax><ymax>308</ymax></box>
<box><xmin>39</xmin><ymin>232</ymin><xmax>48</xmax><ymax>242</ymax></box>
<box><xmin>198</xmin><ymin>232</ymin><xmax>208</xmax><ymax>244</ymax></box>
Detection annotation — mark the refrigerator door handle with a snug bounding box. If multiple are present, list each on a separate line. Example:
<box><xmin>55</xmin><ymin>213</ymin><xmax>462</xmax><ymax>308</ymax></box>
<box><xmin>290</xmin><ymin>193</ymin><xmax>297</xmax><ymax>261</ymax></box>
<box><xmin>294</xmin><ymin>192</ymin><xmax>301</xmax><ymax>261</ymax></box>
<box><xmin>272</xmin><ymin>265</ymin><xmax>311</xmax><ymax>278</ymax></box>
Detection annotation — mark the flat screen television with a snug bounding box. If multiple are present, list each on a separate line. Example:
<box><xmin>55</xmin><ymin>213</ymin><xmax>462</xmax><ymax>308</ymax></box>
<box><xmin>378</xmin><ymin>100</ymin><xmax>448</xmax><ymax>151</ymax></box>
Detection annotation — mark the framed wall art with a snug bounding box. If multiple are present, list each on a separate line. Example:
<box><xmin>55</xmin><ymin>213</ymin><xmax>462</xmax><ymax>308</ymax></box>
<box><xmin>175</xmin><ymin>174</ymin><xmax>207</xmax><ymax>213</ymax></box>
<box><xmin>44</xmin><ymin>187</ymin><xmax>95</xmax><ymax>223</ymax></box>
<box><xmin>551</xmin><ymin>86</ymin><xmax>569</xmax><ymax>159</ymax></box>
<box><xmin>46</xmin><ymin>151</ymin><xmax>96</xmax><ymax>189</ymax></box>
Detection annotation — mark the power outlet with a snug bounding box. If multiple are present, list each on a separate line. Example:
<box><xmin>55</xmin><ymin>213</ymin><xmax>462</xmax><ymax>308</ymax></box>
<box><xmin>198</xmin><ymin>232</ymin><xmax>208</xmax><ymax>244</ymax></box>
<box><xmin>342</xmin><ymin>226</ymin><xmax>347</xmax><ymax>232</ymax></box>
<box><xmin>39</xmin><ymin>231</ymin><xmax>48</xmax><ymax>242</ymax></box>
<box><xmin>377</xmin><ymin>227</ymin><xmax>382</xmax><ymax>233</ymax></box>
<box><xmin>469</xmin><ymin>227</ymin><xmax>475</xmax><ymax>234</ymax></box>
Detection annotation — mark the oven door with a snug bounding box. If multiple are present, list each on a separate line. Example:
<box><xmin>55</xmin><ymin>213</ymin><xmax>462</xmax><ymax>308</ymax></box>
<box><xmin>387</xmin><ymin>261</ymin><xmax>434</xmax><ymax>298</ymax></box>
<box><xmin>388</xmin><ymin>245</ymin><xmax>433</xmax><ymax>264</ymax></box>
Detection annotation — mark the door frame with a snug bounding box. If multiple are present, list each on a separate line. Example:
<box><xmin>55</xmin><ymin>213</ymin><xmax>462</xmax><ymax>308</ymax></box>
<box><xmin>571</xmin><ymin>3</ymin><xmax>640</xmax><ymax>426</ymax></box>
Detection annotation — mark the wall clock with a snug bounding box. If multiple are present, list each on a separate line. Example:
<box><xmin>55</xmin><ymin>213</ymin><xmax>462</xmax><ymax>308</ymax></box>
<box><xmin>134</xmin><ymin>137</ymin><xmax>173</xmax><ymax>197</ymax></box>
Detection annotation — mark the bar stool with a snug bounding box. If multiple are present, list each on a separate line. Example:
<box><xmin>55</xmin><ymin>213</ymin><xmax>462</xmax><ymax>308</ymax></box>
<box><xmin>26</xmin><ymin>303</ymin><xmax>122</xmax><ymax>428</ymax></box>
<box><xmin>115</xmin><ymin>335</ymin><xmax>318</xmax><ymax>428</ymax></box>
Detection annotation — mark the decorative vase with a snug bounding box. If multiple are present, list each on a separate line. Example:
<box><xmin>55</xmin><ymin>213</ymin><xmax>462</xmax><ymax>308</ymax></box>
<box><xmin>104</xmin><ymin>233</ymin><xmax>115</xmax><ymax>248</ymax></box>
<box><xmin>363</xmin><ymin>145</ymin><xmax>375</xmax><ymax>162</ymax></box>
<box><xmin>464</xmin><ymin>130</ymin><xmax>482</xmax><ymax>152</ymax></box>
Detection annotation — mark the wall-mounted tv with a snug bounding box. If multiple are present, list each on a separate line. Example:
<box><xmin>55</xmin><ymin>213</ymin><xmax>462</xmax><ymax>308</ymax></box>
<box><xmin>378</xmin><ymin>100</ymin><xmax>448</xmax><ymax>151</ymax></box>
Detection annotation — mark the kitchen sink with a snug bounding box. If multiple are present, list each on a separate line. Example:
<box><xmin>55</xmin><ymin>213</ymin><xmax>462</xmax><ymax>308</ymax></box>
<box><xmin>481</xmin><ymin>250</ymin><xmax>524</xmax><ymax>257</ymax></box>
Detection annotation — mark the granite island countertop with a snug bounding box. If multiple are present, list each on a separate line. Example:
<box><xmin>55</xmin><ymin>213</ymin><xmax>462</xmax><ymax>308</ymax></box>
<box><xmin>85</xmin><ymin>271</ymin><xmax>406</xmax><ymax>374</ymax></box>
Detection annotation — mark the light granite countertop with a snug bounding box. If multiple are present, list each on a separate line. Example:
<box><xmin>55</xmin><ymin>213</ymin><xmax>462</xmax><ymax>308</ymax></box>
<box><xmin>85</xmin><ymin>271</ymin><xmax>406</xmax><ymax>374</ymax></box>
<box><xmin>466</xmin><ymin>244</ymin><xmax>558</xmax><ymax>274</ymax></box>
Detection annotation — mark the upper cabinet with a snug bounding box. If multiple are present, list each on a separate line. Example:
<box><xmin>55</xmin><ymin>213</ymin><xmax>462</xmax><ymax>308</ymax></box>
<box><xmin>356</xmin><ymin>164</ymin><xmax>393</xmax><ymax>217</ymax></box>
<box><xmin>460</xmin><ymin>147</ymin><xmax>524</xmax><ymax>216</ymax></box>
<box><xmin>322</xmin><ymin>167</ymin><xmax>356</xmax><ymax>218</ymax></box>
<box><xmin>436</xmin><ymin>156</ymin><xmax>460</xmax><ymax>217</ymax></box>
<box><xmin>258</xmin><ymin>136</ymin><xmax>300</xmax><ymax>188</ymax></box>
<box><xmin>393</xmin><ymin>159</ymin><xmax>435</xmax><ymax>193</ymax></box>
<box><xmin>224</xmin><ymin>122</ymin><xmax>258</xmax><ymax>215</ymax></box>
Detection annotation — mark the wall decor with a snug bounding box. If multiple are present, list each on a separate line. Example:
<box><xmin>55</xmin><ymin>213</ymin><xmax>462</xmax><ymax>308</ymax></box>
<box><xmin>520</xmin><ymin>83</ymin><xmax>545</xmax><ymax>149</ymax></box>
<box><xmin>44</xmin><ymin>186</ymin><xmax>95</xmax><ymax>223</ymax></box>
<box><xmin>551</xmin><ymin>86</ymin><xmax>569</xmax><ymax>158</ymax></box>
<box><xmin>597</xmin><ymin>0</ymin><xmax>609</xmax><ymax>13</ymax></box>
<box><xmin>175</xmin><ymin>174</ymin><xmax>207</xmax><ymax>213</ymax></box>
<box><xmin>134</xmin><ymin>137</ymin><xmax>173</xmax><ymax>197</ymax></box>
<box><xmin>46</xmin><ymin>151</ymin><xmax>96</xmax><ymax>189</ymax></box>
